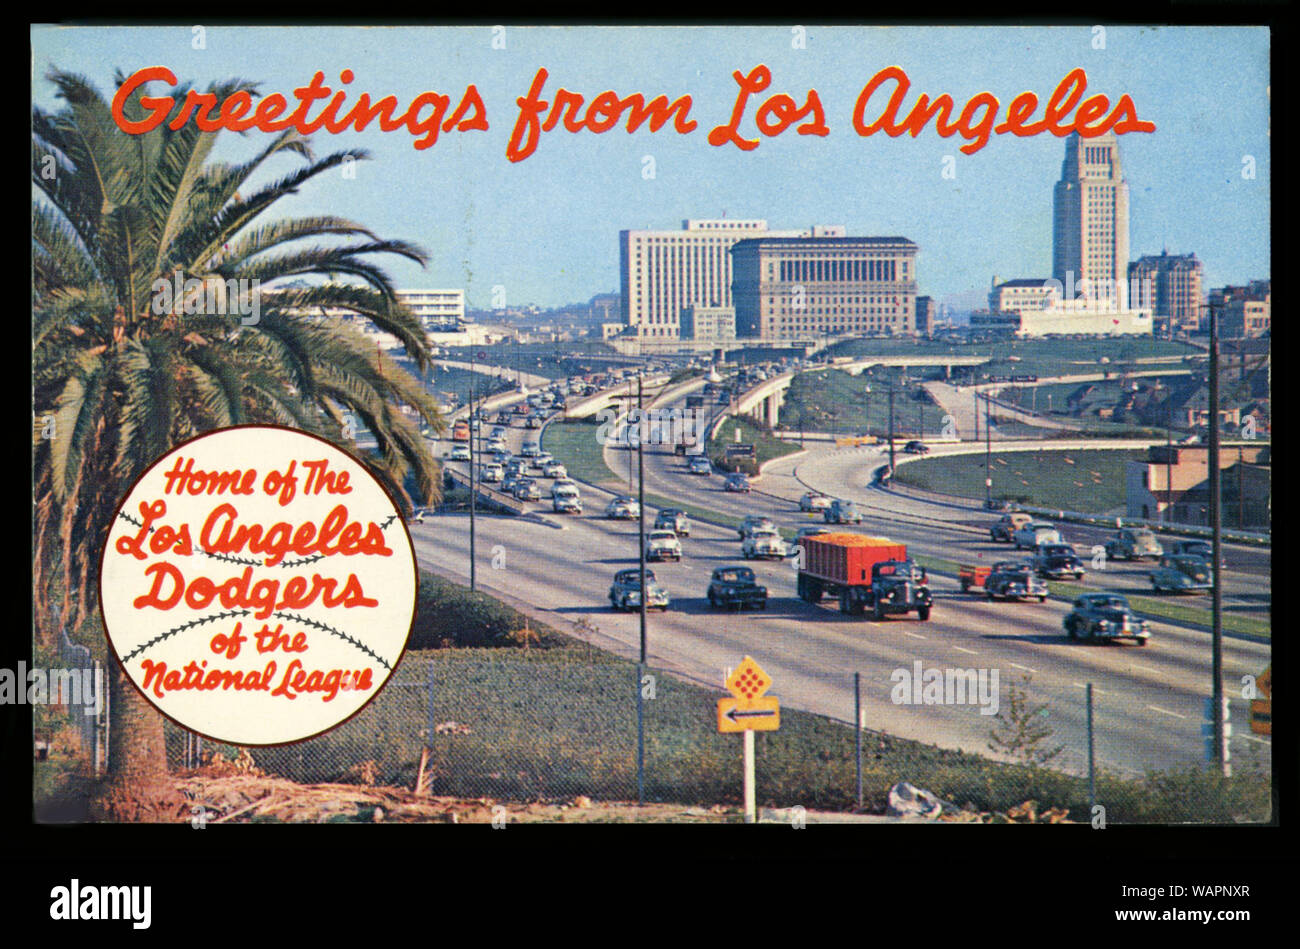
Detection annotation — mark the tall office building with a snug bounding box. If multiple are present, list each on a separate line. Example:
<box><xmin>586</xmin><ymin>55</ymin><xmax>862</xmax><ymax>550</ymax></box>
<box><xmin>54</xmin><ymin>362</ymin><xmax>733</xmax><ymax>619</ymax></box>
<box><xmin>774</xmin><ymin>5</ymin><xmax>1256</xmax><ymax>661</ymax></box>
<box><xmin>396</xmin><ymin>289</ymin><xmax>466</xmax><ymax>329</ymax></box>
<box><xmin>1052</xmin><ymin>131</ymin><xmax>1130</xmax><ymax>305</ymax></box>
<box><xmin>1129</xmin><ymin>252</ymin><xmax>1203</xmax><ymax>335</ymax></box>
<box><xmin>619</xmin><ymin>220</ymin><xmax>843</xmax><ymax>338</ymax></box>
<box><xmin>730</xmin><ymin>236</ymin><xmax>919</xmax><ymax>340</ymax></box>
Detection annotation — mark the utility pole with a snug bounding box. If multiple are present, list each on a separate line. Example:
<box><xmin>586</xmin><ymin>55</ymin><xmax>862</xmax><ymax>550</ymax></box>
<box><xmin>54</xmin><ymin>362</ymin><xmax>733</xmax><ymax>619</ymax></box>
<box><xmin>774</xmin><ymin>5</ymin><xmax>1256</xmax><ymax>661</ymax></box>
<box><xmin>888</xmin><ymin>382</ymin><xmax>896</xmax><ymax>475</ymax></box>
<box><xmin>637</xmin><ymin>373</ymin><xmax>647</xmax><ymax>665</ymax></box>
<box><xmin>468</xmin><ymin>347</ymin><xmax>477</xmax><ymax>591</ymax></box>
<box><xmin>1208</xmin><ymin>301</ymin><xmax>1227</xmax><ymax>777</ymax></box>
<box><xmin>1166</xmin><ymin>396</ymin><xmax>1173</xmax><ymax>524</ymax></box>
<box><xmin>973</xmin><ymin>390</ymin><xmax>979</xmax><ymax>442</ymax></box>
<box><xmin>1238</xmin><ymin>444</ymin><xmax>1245</xmax><ymax>530</ymax></box>
<box><xmin>985</xmin><ymin>392</ymin><xmax>993</xmax><ymax>508</ymax></box>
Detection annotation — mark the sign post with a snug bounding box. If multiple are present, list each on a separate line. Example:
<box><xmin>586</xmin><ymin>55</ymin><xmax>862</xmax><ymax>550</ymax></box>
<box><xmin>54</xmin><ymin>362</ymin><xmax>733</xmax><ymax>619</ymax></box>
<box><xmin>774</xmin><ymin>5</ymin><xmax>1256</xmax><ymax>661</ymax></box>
<box><xmin>717</xmin><ymin>656</ymin><xmax>780</xmax><ymax>824</ymax></box>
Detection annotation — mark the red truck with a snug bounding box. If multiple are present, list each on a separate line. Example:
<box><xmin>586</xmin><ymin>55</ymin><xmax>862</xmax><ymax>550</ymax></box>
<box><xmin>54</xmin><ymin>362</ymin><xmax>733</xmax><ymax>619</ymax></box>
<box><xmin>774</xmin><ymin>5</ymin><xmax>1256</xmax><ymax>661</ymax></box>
<box><xmin>796</xmin><ymin>533</ymin><xmax>933</xmax><ymax>620</ymax></box>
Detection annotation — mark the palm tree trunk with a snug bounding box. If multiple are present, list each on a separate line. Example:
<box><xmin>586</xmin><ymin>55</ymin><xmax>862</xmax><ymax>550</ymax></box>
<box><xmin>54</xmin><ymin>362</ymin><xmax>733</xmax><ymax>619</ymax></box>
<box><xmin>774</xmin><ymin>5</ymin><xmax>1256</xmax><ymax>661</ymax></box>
<box><xmin>90</xmin><ymin>664</ymin><xmax>183</xmax><ymax>822</ymax></box>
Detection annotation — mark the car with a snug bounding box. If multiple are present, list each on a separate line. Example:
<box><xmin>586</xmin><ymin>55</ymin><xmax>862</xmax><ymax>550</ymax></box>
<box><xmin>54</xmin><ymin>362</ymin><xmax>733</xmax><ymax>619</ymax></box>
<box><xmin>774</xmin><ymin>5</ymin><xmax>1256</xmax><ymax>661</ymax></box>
<box><xmin>654</xmin><ymin>509</ymin><xmax>690</xmax><ymax>536</ymax></box>
<box><xmin>688</xmin><ymin>456</ymin><xmax>713</xmax><ymax>475</ymax></box>
<box><xmin>486</xmin><ymin>437</ymin><xmax>507</xmax><ymax>454</ymax></box>
<box><xmin>990</xmin><ymin>512</ymin><xmax>1032</xmax><ymax>542</ymax></box>
<box><xmin>1105</xmin><ymin>528</ymin><xmax>1164</xmax><ymax>562</ymax></box>
<box><xmin>551</xmin><ymin>483</ymin><xmax>582</xmax><ymax>514</ymax></box>
<box><xmin>609</xmin><ymin>568</ymin><xmax>670</xmax><ymax>611</ymax></box>
<box><xmin>1013</xmin><ymin>521</ymin><xmax>1061</xmax><ymax>550</ymax></box>
<box><xmin>449</xmin><ymin>444</ymin><xmax>471</xmax><ymax>461</ymax></box>
<box><xmin>799</xmin><ymin>491</ymin><xmax>832</xmax><ymax>512</ymax></box>
<box><xmin>902</xmin><ymin>440</ymin><xmax>929</xmax><ymax>455</ymax></box>
<box><xmin>645</xmin><ymin>530</ymin><xmax>683</xmax><ymax>561</ymax></box>
<box><xmin>742</xmin><ymin>528</ymin><xmax>788</xmax><ymax>560</ymax></box>
<box><xmin>984</xmin><ymin>498</ymin><xmax>1014</xmax><ymax>512</ymax></box>
<box><xmin>1165</xmin><ymin>539</ymin><xmax>1225</xmax><ymax>569</ymax></box>
<box><xmin>526</xmin><ymin>416</ymin><xmax>543</xmax><ymax>429</ymax></box>
<box><xmin>984</xmin><ymin>561</ymin><xmax>1048</xmax><ymax>602</ymax></box>
<box><xmin>513</xmin><ymin>479</ymin><xmax>542</xmax><ymax>502</ymax></box>
<box><xmin>501</xmin><ymin>473</ymin><xmax>522</xmax><ymax>494</ymax></box>
<box><xmin>794</xmin><ymin>526</ymin><xmax>831</xmax><ymax>543</ymax></box>
<box><xmin>495</xmin><ymin>412</ymin><xmax>513</xmax><ymax>425</ymax></box>
<box><xmin>480</xmin><ymin>463</ymin><xmax>504</xmax><ymax>483</ymax></box>
<box><xmin>542</xmin><ymin>461</ymin><xmax>568</xmax><ymax>479</ymax></box>
<box><xmin>1032</xmin><ymin>543</ymin><xmax>1086</xmax><ymax>581</ymax></box>
<box><xmin>492</xmin><ymin>450</ymin><xmax>512</xmax><ymax>465</ymax></box>
<box><xmin>605</xmin><ymin>495</ymin><xmax>640</xmax><ymax>519</ymax></box>
<box><xmin>738</xmin><ymin>515</ymin><xmax>776</xmax><ymax>539</ymax></box>
<box><xmin>707</xmin><ymin>566</ymin><xmax>770</xmax><ymax>611</ymax></box>
<box><xmin>1149</xmin><ymin>555</ymin><xmax>1213</xmax><ymax>594</ymax></box>
<box><xmin>1063</xmin><ymin>593</ymin><xmax>1150</xmax><ymax>645</ymax></box>
<box><xmin>490</xmin><ymin>426</ymin><xmax>507</xmax><ymax>439</ymax></box>
<box><xmin>724</xmin><ymin>473</ymin><xmax>752</xmax><ymax>493</ymax></box>
<box><xmin>824</xmin><ymin>499</ymin><xmax>863</xmax><ymax>524</ymax></box>
<box><xmin>520</xmin><ymin>441</ymin><xmax>541</xmax><ymax>458</ymax></box>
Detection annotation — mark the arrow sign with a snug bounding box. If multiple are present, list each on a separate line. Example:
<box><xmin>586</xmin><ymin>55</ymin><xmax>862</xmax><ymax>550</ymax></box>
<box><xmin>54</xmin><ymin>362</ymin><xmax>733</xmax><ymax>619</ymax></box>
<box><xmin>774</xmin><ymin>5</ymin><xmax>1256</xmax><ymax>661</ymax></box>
<box><xmin>718</xmin><ymin>695</ymin><xmax>780</xmax><ymax>733</ymax></box>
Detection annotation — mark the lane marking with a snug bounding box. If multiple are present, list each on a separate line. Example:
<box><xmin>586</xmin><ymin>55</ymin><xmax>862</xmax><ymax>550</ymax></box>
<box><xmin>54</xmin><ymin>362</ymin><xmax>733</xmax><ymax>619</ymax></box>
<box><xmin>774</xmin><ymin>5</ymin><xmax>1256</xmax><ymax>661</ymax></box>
<box><xmin>1146</xmin><ymin>705</ymin><xmax>1188</xmax><ymax>719</ymax></box>
<box><xmin>953</xmin><ymin>646</ymin><xmax>978</xmax><ymax>655</ymax></box>
<box><xmin>1239</xmin><ymin>734</ymin><xmax>1270</xmax><ymax>746</ymax></box>
<box><xmin>1009</xmin><ymin>662</ymin><xmax>1035</xmax><ymax>673</ymax></box>
<box><xmin>902</xmin><ymin>631</ymin><xmax>927</xmax><ymax>640</ymax></box>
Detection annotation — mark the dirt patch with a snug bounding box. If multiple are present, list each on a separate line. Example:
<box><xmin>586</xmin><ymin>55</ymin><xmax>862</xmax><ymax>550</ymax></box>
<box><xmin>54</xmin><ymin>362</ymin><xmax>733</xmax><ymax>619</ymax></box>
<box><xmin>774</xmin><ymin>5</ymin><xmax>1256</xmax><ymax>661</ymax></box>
<box><xmin>173</xmin><ymin>771</ymin><xmax>744</xmax><ymax>824</ymax></box>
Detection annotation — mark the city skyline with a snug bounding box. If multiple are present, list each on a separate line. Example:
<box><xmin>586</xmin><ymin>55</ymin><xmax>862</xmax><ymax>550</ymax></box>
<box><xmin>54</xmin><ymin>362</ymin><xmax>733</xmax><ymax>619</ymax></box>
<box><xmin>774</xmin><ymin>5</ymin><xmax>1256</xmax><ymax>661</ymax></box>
<box><xmin>31</xmin><ymin>25</ymin><xmax>1270</xmax><ymax>310</ymax></box>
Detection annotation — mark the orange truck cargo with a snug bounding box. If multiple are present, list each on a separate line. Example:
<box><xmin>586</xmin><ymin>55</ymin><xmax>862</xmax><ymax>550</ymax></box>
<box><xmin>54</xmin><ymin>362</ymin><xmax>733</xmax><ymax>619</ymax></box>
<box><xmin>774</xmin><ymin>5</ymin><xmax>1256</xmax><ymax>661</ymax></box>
<box><xmin>797</xmin><ymin>533</ymin><xmax>932</xmax><ymax>620</ymax></box>
<box><xmin>451</xmin><ymin>419</ymin><xmax>470</xmax><ymax>442</ymax></box>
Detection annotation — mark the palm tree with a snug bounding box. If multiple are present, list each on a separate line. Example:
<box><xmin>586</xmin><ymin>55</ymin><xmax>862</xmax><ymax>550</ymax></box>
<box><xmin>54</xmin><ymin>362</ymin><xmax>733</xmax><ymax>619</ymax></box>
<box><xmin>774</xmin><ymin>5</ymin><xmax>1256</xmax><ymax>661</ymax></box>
<box><xmin>33</xmin><ymin>68</ymin><xmax>444</xmax><ymax>819</ymax></box>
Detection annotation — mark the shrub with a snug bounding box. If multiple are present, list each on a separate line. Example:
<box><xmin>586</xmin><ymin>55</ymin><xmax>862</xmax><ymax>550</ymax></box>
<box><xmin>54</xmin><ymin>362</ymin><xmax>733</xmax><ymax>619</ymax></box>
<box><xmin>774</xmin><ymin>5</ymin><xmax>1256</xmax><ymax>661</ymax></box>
<box><xmin>409</xmin><ymin>571</ymin><xmax>564</xmax><ymax>649</ymax></box>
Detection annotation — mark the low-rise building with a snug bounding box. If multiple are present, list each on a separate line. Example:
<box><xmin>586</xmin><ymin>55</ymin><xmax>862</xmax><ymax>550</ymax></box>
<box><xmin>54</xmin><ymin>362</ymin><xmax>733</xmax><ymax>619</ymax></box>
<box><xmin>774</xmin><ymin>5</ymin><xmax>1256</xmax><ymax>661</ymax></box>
<box><xmin>680</xmin><ymin>305</ymin><xmax>736</xmax><ymax>342</ymax></box>
<box><xmin>1126</xmin><ymin>444</ymin><xmax>1269</xmax><ymax>525</ymax></box>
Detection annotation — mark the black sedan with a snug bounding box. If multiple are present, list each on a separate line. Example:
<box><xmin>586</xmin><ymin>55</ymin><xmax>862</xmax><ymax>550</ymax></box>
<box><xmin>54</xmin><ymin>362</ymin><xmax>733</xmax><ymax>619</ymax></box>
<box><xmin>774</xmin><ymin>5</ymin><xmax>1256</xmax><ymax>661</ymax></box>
<box><xmin>707</xmin><ymin>566</ymin><xmax>768</xmax><ymax>611</ymax></box>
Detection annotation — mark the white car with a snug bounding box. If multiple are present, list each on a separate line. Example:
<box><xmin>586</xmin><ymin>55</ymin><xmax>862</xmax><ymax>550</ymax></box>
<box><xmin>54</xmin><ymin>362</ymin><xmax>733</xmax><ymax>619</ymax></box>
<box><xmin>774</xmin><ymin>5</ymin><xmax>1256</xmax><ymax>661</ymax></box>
<box><xmin>486</xmin><ymin>437</ymin><xmax>507</xmax><ymax>453</ymax></box>
<box><xmin>551</xmin><ymin>478</ymin><xmax>580</xmax><ymax>498</ymax></box>
<box><xmin>520</xmin><ymin>441</ymin><xmax>541</xmax><ymax>458</ymax></box>
<box><xmin>743</xmin><ymin>528</ymin><xmax>788</xmax><ymax>560</ymax></box>
<box><xmin>542</xmin><ymin>461</ymin><xmax>568</xmax><ymax>479</ymax></box>
<box><xmin>606</xmin><ymin>496</ymin><xmax>640</xmax><ymax>519</ymax></box>
<box><xmin>1013</xmin><ymin>522</ymin><xmax>1062</xmax><ymax>550</ymax></box>
<box><xmin>799</xmin><ymin>491</ymin><xmax>832</xmax><ymax>512</ymax></box>
<box><xmin>449</xmin><ymin>444</ymin><xmax>471</xmax><ymax>461</ymax></box>
<box><xmin>645</xmin><ymin>530</ymin><xmax>683</xmax><ymax>562</ymax></box>
<box><xmin>552</xmin><ymin>484</ymin><xmax>582</xmax><ymax>513</ymax></box>
<box><xmin>480</xmin><ymin>463</ymin><xmax>504</xmax><ymax>483</ymax></box>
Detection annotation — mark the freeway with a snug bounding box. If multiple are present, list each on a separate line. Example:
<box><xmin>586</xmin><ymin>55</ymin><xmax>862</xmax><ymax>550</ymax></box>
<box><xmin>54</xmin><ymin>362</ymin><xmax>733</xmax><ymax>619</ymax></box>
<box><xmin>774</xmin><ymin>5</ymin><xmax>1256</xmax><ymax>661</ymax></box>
<box><xmin>417</xmin><ymin>392</ymin><xmax>1271</xmax><ymax>779</ymax></box>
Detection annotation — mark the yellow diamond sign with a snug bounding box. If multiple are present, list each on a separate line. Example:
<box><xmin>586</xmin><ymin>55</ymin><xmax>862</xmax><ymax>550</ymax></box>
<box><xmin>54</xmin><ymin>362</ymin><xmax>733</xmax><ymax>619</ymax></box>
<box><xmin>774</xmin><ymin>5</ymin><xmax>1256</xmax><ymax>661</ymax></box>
<box><xmin>726</xmin><ymin>656</ymin><xmax>772</xmax><ymax>701</ymax></box>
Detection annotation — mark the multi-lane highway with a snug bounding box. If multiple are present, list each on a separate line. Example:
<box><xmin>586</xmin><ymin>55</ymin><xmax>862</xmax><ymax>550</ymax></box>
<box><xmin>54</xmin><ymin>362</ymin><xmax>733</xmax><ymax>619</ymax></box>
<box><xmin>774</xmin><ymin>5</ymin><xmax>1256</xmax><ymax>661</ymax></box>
<box><xmin>418</xmin><ymin>385</ymin><xmax>1271</xmax><ymax>780</ymax></box>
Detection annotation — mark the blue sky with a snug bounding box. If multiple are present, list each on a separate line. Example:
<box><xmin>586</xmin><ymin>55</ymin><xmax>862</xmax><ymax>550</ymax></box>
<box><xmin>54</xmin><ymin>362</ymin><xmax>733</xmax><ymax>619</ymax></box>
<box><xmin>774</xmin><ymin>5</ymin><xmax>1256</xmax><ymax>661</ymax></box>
<box><xmin>31</xmin><ymin>24</ymin><xmax>1269</xmax><ymax>311</ymax></box>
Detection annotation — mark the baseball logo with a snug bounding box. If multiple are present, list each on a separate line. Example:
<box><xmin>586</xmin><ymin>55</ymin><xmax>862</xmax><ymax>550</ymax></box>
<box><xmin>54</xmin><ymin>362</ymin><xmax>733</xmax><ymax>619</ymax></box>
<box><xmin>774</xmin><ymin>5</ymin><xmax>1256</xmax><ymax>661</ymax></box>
<box><xmin>99</xmin><ymin>426</ymin><xmax>417</xmax><ymax>746</ymax></box>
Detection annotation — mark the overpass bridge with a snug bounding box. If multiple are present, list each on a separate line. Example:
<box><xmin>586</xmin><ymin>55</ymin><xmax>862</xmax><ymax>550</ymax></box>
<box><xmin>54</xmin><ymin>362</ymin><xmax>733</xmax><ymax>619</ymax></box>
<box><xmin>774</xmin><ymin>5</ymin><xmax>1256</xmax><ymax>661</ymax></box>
<box><xmin>729</xmin><ymin>356</ymin><xmax>989</xmax><ymax>429</ymax></box>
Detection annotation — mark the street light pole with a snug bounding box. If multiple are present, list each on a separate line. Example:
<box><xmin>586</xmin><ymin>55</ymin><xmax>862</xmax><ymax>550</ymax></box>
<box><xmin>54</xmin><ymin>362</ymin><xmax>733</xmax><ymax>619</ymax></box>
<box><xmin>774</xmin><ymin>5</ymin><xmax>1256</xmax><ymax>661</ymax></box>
<box><xmin>985</xmin><ymin>392</ymin><xmax>993</xmax><ymax>508</ymax></box>
<box><xmin>864</xmin><ymin>384</ymin><xmax>871</xmax><ymax>441</ymax></box>
<box><xmin>1208</xmin><ymin>301</ymin><xmax>1226</xmax><ymax>777</ymax></box>
<box><xmin>1166</xmin><ymin>397</ymin><xmax>1173</xmax><ymax>525</ymax></box>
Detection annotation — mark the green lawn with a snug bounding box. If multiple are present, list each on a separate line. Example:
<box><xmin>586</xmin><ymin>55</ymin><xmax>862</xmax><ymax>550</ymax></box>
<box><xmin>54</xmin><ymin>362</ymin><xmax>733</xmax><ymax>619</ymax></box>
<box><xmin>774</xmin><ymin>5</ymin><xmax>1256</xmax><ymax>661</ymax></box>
<box><xmin>778</xmin><ymin>369</ymin><xmax>938</xmax><ymax>437</ymax></box>
<box><xmin>542</xmin><ymin>417</ymin><xmax>625</xmax><ymax>488</ymax></box>
<box><xmin>894</xmin><ymin>448</ymin><xmax>1146</xmax><ymax>513</ymax></box>
<box><xmin>708</xmin><ymin>416</ymin><xmax>802</xmax><ymax>472</ymax></box>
